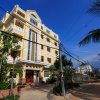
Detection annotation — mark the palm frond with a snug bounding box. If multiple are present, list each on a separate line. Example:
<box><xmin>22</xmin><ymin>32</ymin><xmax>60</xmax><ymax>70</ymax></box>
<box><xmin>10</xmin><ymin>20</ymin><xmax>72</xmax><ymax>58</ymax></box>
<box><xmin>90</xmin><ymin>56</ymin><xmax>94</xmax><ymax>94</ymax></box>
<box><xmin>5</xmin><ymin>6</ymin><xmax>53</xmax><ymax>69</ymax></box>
<box><xmin>79</xmin><ymin>29</ymin><xmax>100</xmax><ymax>46</ymax></box>
<box><xmin>87</xmin><ymin>1</ymin><xmax>100</xmax><ymax>17</ymax></box>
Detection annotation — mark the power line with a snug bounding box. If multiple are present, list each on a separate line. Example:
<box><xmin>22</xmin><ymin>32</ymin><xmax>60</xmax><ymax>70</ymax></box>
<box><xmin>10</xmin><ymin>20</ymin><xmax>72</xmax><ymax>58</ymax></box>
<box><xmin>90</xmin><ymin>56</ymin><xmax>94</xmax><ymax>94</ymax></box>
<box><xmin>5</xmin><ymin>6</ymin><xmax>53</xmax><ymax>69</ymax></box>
<box><xmin>0</xmin><ymin>30</ymin><xmax>59</xmax><ymax>50</ymax></box>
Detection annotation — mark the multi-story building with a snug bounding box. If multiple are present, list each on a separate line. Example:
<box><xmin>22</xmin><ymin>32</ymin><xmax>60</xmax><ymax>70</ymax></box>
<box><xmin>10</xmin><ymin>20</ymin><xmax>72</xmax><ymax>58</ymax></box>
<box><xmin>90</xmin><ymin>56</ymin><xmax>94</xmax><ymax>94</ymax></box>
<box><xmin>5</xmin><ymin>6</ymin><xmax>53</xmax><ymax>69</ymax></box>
<box><xmin>0</xmin><ymin>5</ymin><xmax>59</xmax><ymax>84</ymax></box>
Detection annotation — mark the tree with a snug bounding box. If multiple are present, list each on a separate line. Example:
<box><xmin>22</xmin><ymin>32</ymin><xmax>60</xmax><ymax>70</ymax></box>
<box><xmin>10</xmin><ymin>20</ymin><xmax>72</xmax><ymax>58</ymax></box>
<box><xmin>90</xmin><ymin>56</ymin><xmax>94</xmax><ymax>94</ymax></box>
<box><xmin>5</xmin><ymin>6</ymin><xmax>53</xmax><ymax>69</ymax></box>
<box><xmin>49</xmin><ymin>55</ymin><xmax>73</xmax><ymax>85</ymax></box>
<box><xmin>87</xmin><ymin>0</ymin><xmax>100</xmax><ymax>17</ymax></box>
<box><xmin>0</xmin><ymin>31</ymin><xmax>20</xmax><ymax>95</ymax></box>
<box><xmin>79</xmin><ymin>0</ymin><xmax>100</xmax><ymax>46</ymax></box>
<box><xmin>79</xmin><ymin>29</ymin><xmax>100</xmax><ymax>46</ymax></box>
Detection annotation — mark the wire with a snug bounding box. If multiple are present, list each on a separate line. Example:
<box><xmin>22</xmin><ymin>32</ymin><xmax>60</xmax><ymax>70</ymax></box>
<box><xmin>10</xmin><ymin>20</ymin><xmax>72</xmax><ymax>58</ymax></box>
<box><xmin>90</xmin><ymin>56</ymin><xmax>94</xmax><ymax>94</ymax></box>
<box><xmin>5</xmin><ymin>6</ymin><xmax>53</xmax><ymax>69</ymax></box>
<box><xmin>0</xmin><ymin>30</ymin><xmax>59</xmax><ymax>50</ymax></box>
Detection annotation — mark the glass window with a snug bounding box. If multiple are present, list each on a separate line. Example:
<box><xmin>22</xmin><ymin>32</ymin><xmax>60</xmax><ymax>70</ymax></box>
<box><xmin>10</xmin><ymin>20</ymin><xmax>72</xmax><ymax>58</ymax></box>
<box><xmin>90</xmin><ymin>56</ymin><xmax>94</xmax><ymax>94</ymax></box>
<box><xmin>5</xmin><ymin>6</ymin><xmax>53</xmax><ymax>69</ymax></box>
<box><xmin>9</xmin><ymin>69</ymin><xmax>16</xmax><ymax>78</ymax></box>
<box><xmin>55</xmin><ymin>50</ymin><xmax>58</xmax><ymax>55</ymax></box>
<box><xmin>55</xmin><ymin>42</ymin><xmax>57</xmax><ymax>46</ymax></box>
<box><xmin>41</xmin><ymin>34</ymin><xmax>44</xmax><ymax>39</ymax></box>
<box><xmin>47</xmin><ymin>58</ymin><xmax>51</xmax><ymax>63</ymax></box>
<box><xmin>31</xmin><ymin>14</ymin><xmax>37</xmax><ymax>19</ymax></box>
<box><xmin>47</xmin><ymin>38</ymin><xmax>50</xmax><ymax>42</ymax></box>
<box><xmin>44</xmin><ymin>71</ymin><xmax>49</xmax><ymax>77</ymax></box>
<box><xmin>46</xmin><ymin>29</ymin><xmax>50</xmax><ymax>34</ymax></box>
<box><xmin>41</xmin><ymin>56</ymin><xmax>44</xmax><ymax>62</ymax></box>
<box><xmin>47</xmin><ymin>46</ymin><xmax>50</xmax><ymax>52</ymax></box>
<box><xmin>41</xmin><ymin>26</ymin><xmax>43</xmax><ymax>30</ymax></box>
<box><xmin>54</xmin><ymin>35</ymin><xmax>57</xmax><ymax>39</ymax></box>
<box><xmin>41</xmin><ymin>45</ymin><xmax>44</xmax><ymax>50</ymax></box>
<box><xmin>30</xmin><ymin>18</ymin><xmax>37</xmax><ymax>26</ymax></box>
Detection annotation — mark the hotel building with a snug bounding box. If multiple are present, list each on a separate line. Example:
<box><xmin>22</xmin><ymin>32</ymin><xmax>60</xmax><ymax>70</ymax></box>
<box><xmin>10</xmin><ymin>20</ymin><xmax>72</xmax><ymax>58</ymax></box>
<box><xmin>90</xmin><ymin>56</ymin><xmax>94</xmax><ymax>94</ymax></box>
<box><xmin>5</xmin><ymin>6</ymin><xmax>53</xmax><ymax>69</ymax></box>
<box><xmin>0</xmin><ymin>5</ymin><xmax>59</xmax><ymax>84</ymax></box>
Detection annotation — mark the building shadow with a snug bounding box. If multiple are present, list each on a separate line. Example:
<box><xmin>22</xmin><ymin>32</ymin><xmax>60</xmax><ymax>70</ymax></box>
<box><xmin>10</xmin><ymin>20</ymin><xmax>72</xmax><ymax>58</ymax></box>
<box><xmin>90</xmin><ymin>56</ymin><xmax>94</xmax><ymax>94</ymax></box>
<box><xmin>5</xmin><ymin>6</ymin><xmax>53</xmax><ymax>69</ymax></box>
<box><xmin>71</xmin><ymin>84</ymin><xmax>100</xmax><ymax>100</ymax></box>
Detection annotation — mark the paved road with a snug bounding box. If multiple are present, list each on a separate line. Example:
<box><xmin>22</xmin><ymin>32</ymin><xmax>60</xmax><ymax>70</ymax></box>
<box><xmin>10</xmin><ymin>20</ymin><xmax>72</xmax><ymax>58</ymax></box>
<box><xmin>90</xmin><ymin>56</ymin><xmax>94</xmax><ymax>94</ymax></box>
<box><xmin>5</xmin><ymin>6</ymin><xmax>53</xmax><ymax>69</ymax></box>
<box><xmin>19</xmin><ymin>84</ymin><xmax>65</xmax><ymax>100</ymax></box>
<box><xmin>19</xmin><ymin>83</ymin><xmax>100</xmax><ymax>100</ymax></box>
<box><xmin>68</xmin><ymin>82</ymin><xmax>100</xmax><ymax>100</ymax></box>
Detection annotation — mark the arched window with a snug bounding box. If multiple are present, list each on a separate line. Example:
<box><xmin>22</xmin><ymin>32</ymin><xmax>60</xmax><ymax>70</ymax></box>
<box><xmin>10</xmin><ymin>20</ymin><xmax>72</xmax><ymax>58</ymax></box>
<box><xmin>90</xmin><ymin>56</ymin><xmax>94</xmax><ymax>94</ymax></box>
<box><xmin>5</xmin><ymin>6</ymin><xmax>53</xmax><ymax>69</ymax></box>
<box><xmin>31</xmin><ymin>14</ymin><xmax>37</xmax><ymax>19</ymax></box>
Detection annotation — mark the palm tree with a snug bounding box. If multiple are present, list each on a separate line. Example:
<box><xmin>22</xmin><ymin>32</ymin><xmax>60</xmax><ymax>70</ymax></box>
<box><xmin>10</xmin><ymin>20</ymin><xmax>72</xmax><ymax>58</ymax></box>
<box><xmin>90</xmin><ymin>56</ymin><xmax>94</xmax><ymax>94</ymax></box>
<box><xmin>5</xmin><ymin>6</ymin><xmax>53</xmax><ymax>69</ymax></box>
<box><xmin>87</xmin><ymin>0</ymin><xmax>100</xmax><ymax>17</ymax></box>
<box><xmin>10</xmin><ymin>49</ymin><xmax>20</xmax><ymax>95</ymax></box>
<box><xmin>79</xmin><ymin>29</ymin><xmax>100</xmax><ymax>46</ymax></box>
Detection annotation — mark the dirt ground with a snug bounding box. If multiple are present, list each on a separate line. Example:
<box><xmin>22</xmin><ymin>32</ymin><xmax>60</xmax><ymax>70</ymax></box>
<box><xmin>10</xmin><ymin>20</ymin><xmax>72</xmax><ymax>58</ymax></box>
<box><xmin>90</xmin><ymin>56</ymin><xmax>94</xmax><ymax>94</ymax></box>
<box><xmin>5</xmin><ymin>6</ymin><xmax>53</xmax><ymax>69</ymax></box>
<box><xmin>19</xmin><ymin>82</ymin><xmax>100</xmax><ymax>100</ymax></box>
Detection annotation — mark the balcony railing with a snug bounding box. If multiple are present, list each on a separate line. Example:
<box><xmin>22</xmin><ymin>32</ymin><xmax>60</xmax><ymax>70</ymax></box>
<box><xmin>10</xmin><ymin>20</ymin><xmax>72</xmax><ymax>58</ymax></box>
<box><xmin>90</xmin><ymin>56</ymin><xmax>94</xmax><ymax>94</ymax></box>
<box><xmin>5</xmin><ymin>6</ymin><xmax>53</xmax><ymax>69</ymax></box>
<box><xmin>8</xmin><ymin>25</ymin><xmax>24</xmax><ymax>34</ymax></box>
<box><xmin>14</xmin><ymin>25</ymin><xmax>24</xmax><ymax>34</ymax></box>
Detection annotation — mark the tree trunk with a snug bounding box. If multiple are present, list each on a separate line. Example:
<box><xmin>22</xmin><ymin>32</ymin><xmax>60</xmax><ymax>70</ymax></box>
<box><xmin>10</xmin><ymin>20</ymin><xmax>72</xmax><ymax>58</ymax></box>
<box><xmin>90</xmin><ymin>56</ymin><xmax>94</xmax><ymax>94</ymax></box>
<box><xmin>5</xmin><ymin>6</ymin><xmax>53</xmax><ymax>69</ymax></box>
<box><xmin>10</xmin><ymin>59</ymin><xmax>15</xmax><ymax>95</ymax></box>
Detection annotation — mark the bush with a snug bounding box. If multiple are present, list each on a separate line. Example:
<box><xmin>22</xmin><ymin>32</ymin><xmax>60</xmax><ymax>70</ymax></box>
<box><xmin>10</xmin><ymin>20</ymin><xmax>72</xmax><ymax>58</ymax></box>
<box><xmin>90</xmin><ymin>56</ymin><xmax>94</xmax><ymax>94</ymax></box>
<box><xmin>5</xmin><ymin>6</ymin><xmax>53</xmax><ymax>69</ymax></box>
<box><xmin>46</xmin><ymin>77</ymin><xmax>56</xmax><ymax>84</ymax></box>
<box><xmin>53</xmin><ymin>82</ymin><xmax>80</xmax><ymax>95</ymax></box>
<box><xmin>53</xmin><ymin>85</ymin><xmax>62</xmax><ymax>95</ymax></box>
<box><xmin>19</xmin><ymin>85</ymin><xmax>24</xmax><ymax>88</ymax></box>
<box><xmin>23</xmin><ymin>83</ymin><xmax>26</xmax><ymax>85</ymax></box>
<box><xmin>17</xmin><ymin>83</ymin><xmax>22</xmax><ymax>86</ymax></box>
<box><xmin>0</xmin><ymin>95</ymin><xmax>20</xmax><ymax>100</ymax></box>
<box><xmin>0</xmin><ymin>82</ymin><xmax>10</xmax><ymax>90</ymax></box>
<box><xmin>0</xmin><ymin>82</ymin><xmax>16</xmax><ymax>90</ymax></box>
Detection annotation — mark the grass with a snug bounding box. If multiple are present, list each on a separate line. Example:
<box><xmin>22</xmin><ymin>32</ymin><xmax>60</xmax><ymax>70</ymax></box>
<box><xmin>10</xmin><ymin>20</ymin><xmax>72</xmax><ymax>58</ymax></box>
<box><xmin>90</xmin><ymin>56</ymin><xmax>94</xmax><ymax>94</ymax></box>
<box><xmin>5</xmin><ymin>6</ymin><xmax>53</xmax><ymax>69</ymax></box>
<box><xmin>0</xmin><ymin>95</ymin><xmax>20</xmax><ymax>100</ymax></box>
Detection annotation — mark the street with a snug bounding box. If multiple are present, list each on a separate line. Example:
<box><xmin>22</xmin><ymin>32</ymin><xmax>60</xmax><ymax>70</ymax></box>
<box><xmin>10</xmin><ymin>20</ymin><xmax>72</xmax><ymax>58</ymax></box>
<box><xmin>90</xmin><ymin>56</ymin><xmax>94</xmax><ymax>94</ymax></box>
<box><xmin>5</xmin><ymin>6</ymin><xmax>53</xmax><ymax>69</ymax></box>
<box><xmin>19</xmin><ymin>82</ymin><xmax>100</xmax><ymax>100</ymax></box>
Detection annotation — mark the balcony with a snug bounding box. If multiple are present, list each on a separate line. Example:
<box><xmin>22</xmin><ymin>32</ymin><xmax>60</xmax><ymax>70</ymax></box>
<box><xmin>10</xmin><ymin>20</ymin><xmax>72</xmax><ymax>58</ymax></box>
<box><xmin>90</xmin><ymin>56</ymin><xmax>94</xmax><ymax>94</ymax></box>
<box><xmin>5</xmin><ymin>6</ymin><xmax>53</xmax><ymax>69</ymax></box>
<box><xmin>8</xmin><ymin>25</ymin><xmax>24</xmax><ymax>36</ymax></box>
<box><xmin>14</xmin><ymin>25</ymin><xmax>24</xmax><ymax>34</ymax></box>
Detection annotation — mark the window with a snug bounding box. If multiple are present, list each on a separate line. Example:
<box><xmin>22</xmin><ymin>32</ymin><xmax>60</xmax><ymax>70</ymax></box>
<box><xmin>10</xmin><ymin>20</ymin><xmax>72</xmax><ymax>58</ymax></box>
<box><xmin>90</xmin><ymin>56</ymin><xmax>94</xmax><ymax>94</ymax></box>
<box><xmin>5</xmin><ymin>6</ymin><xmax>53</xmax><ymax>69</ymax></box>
<box><xmin>47</xmin><ymin>58</ymin><xmax>51</xmax><ymax>63</ymax></box>
<box><xmin>47</xmin><ymin>46</ymin><xmax>50</xmax><ymax>52</ymax></box>
<box><xmin>47</xmin><ymin>38</ymin><xmax>50</xmax><ymax>42</ymax></box>
<box><xmin>41</xmin><ymin>26</ymin><xmax>43</xmax><ymax>30</ymax></box>
<box><xmin>54</xmin><ymin>42</ymin><xmax>57</xmax><ymax>46</ymax></box>
<box><xmin>9</xmin><ymin>69</ymin><xmax>16</xmax><ymax>78</ymax></box>
<box><xmin>41</xmin><ymin>56</ymin><xmax>44</xmax><ymax>62</ymax></box>
<box><xmin>54</xmin><ymin>35</ymin><xmax>57</xmax><ymax>39</ymax></box>
<box><xmin>46</xmin><ymin>29</ymin><xmax>50</xmax><ymax>34</ymax></box>
<box><xmin>41</xmin><ymin>45</ymin><xmax>44</xmax><ymax>50</ymax></box>
<box><xmin>30</xmin><ymin>18</ymin><xmax>37</xmax><ymax>26</ymax></box>
<box><xmin>55</xmin><ymin>50</ymin><xmax>58</xmax><ymax>55</ymax></box>
<box><xmin>44</xmin><ymin>71</ymin><xmax>49</xmax><ymax>77</ymax></box>
<box><xmin>41</xmin><ymin>34</ymin><xmax>44</xmax><ymax>39</ymax></box>
<box><xmin>31</xmin><ymin>14</ymin><xmax>37</xmax><ymax>19</ymax></box>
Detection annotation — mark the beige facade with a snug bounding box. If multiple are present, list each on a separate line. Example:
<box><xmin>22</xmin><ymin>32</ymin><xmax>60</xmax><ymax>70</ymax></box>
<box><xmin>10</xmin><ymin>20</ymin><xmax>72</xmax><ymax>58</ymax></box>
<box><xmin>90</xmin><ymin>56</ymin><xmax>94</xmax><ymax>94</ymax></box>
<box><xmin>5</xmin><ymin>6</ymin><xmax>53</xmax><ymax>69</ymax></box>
<box><xmin>0</xmin><ymin>5</ymin><xmax>59</xmax><ymax>84</ymax></box>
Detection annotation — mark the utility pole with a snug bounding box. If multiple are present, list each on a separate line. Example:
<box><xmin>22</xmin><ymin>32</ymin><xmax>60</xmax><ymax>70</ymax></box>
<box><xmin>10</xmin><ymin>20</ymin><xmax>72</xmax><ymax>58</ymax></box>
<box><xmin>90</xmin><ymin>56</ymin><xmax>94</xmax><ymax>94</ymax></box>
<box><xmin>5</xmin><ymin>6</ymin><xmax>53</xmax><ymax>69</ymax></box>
<box><xmin>59</xmin><ymin>43</ymin><xmax>65</xmax><ymax>97</ymax></box>
<box><xmin>78</xmin><ymin>56</ymin><xmax>82</xmax><ymax>80</ymax></box>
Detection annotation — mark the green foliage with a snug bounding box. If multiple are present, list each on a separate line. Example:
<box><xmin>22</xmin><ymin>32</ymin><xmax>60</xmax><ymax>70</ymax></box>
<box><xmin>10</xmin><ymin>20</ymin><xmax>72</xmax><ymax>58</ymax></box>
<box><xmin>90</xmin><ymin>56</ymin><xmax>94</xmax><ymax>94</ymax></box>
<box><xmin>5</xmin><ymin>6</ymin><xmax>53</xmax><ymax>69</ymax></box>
<box><xmin>64</xmin><ymin>67</ymin><xmax>74</xmax><ymax>81</ymax></box>
<box><xmin>0</xmin><ymin>64</ymin><xmax>10</xmax><ymax>82</ymax></box>
<box><xmin>14</xmin><ymin>69</ymin><xmax>23</xmax><ymax>78</ymax></box>
<box><xmin>53</xmin><ymin>85</ymin><xmax>62</xmax><ymax>94</ymax></box>
<box><xmin>46</xmin><ymin>77</ymin><xmax>56</xmax><ymax>84</ymax></box>
<box><xmin>0</xmin><ymin>82</ymin><xmax>10</xmax><ymax>90</ymax></box>
<box><xmin>17</xmin><ymin>83</ymin><xmax>22</xmax><ymax>86</ymax></box>
<box><xmin>79</xmin><ymin>29</ymin><xmax>100</xmax><ymax>46</ymax></box>
<box><xmin>23</xmin><ymin>83</ymin><xmax>26</xmax><ymax>85</ymax></box>
<box><xmin>0</xmin><ymin>95</ymin><xmax>20</xmax><ymax>100</ymax></box>
<box><xmin>0</xmin><ymin>82</ymin><xmax>15</xmax><ymax>90</ymax></box>
<box><xmin>0</xmin><ymin>31</ymin><xmax>20</xmax><ymax>82</ymax></box>
<box><xmin>53</xmin><ymin>82</ymin><xmax>80</xmax><ymax>95</ymax></box>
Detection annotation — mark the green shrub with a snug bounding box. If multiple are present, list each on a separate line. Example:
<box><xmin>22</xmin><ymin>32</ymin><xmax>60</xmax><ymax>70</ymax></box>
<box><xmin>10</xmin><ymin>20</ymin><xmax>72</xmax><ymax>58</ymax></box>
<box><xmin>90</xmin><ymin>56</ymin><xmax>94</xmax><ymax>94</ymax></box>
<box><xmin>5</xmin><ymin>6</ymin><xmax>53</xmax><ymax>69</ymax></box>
<box><xmin>46</xmin><ymin>77</ymin><xmax>56</xmax><ymax>84</ymax></box>
<box><xmin>0</xmin><ymin>95</ymin><xmax>20</xmax><ymax>100</ymax></box>
<box><xmin>23</xmin><ymin>83</ymin><xmax>26</xmax><ymax>85</ymax></box>
<box><xmin>17</xmin><ymin>83</ymin><xmax>22</xmax><ymax>86</ymax></box>
<box><xmin>53</xmin><ymin>85</ymin><xmax>62</xmax><ymax>94</ymax></box>
<box><xmin>0</xmin><ymin>82</ymin><xmax>10</xmax><ymax>90</ymax></box>
<box><xmin>0</xmin><ymin>82</ymin><xmax>16</xmax><ymax>90</ymax></box>
<box><xmin>18</xmin><ymin>85</ymin><xmax>24</xmax><ymax>88</ymax></box>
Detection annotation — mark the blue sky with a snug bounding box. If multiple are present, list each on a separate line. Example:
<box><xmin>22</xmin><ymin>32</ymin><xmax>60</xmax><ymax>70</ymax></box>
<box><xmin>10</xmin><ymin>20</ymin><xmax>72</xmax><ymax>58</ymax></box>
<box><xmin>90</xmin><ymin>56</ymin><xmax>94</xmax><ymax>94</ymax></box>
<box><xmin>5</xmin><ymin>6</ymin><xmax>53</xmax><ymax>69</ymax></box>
<box><xmin>0</xmin><ymin>0</ymin><xmax>100</xmax><ymax>68</ymax></box>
